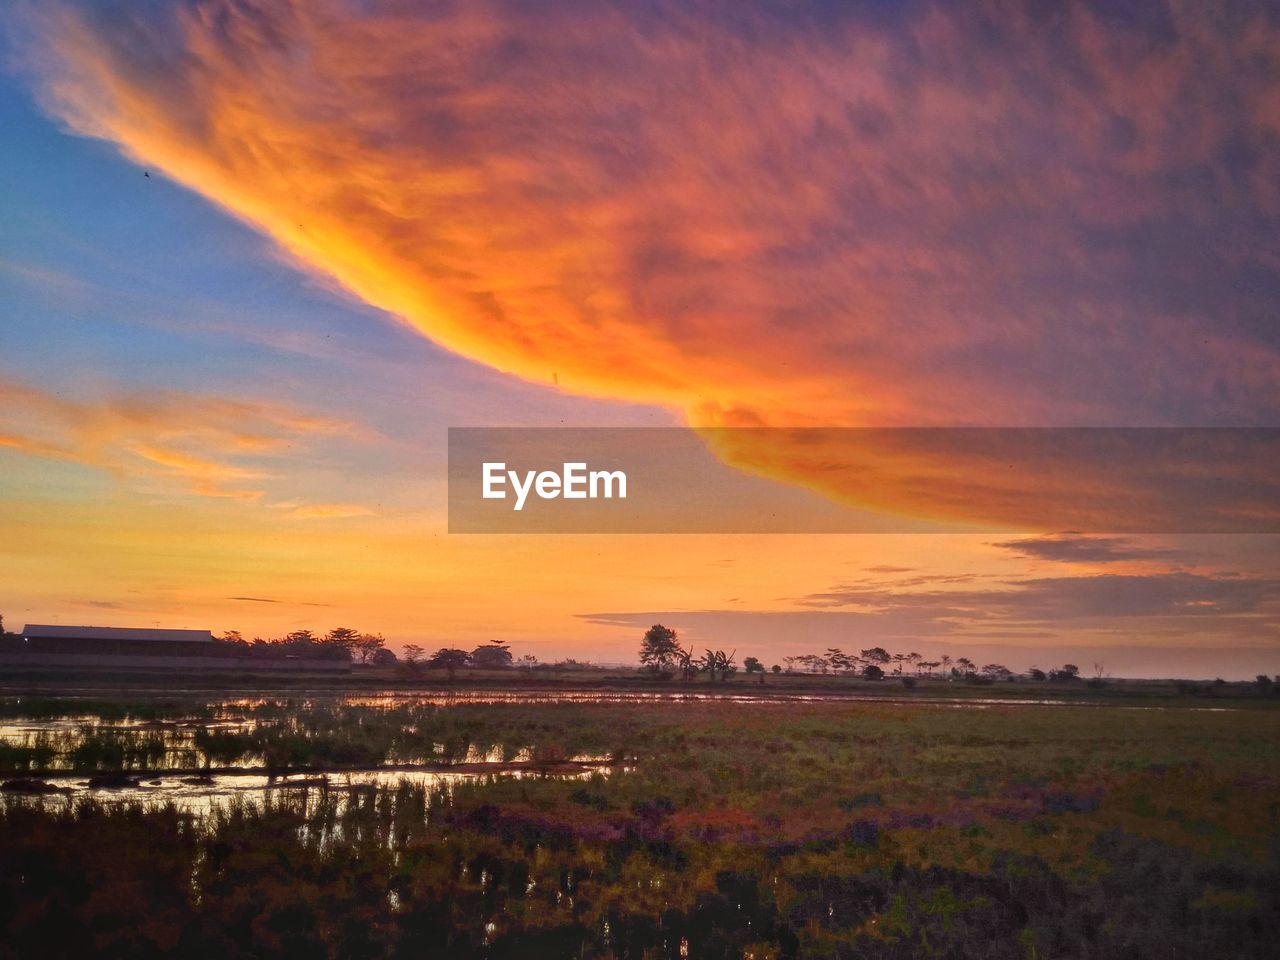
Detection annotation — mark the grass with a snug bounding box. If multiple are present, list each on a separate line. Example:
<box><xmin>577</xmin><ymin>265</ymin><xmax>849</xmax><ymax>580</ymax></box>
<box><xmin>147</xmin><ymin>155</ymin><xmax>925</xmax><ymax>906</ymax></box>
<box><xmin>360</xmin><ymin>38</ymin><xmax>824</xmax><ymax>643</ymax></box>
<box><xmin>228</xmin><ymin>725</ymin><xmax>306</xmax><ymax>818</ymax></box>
<box><xmin>1</xmin><ymin>692</ymin><xmax>1278</xmax><ymax>957</ymax></box>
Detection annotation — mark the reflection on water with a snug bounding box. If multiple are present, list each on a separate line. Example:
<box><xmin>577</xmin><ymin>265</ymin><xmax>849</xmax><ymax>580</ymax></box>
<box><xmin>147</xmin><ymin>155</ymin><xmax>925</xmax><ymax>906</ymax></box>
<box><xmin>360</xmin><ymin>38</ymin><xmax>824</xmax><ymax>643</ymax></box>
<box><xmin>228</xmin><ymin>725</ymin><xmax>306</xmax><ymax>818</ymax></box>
<box><xmin>4</xmin><ymin>765</ymin><xmax>611</xmax><ymax>817</ymax></box>
<box><xmin>0</xmin><ymin>688</ymin><xmax>1234</xmax><ymax>774</ymax></box>
<box><xmin>0</xmin><ymin>718</ymin><xmax>259</xmax><ymax>772</ymax></box>
<box><xmin>230</xmin><ymin>690</ymin><xmax>1238</xmax><ymax>712</ymax></box>
<box><xmin>0</xmin><ymin>684</ymin><xmax>1241</xmax><ymax>713</ymax></box>
<box><xmin>0</xmin><ymin>711</ymin><xmax>610</xmax><ymax>772</ymax></box>
<box><xmin>0</xmin><ymin>686</ymin><xmax>1233</xmax><ymax>815</ymax></box>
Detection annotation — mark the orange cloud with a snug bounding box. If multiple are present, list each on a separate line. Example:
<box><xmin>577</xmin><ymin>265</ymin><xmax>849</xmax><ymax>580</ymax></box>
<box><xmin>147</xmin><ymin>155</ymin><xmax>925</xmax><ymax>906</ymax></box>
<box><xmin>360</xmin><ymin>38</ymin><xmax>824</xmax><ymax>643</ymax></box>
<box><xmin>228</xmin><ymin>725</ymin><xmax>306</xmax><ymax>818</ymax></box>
<box><xmin>10</xmin><ymin>1</ymin><xmax>1280</xmax><ymax>523</ymax></box>
<box><xmin>278</xmin><ymin>502</ymin><xmax>376</xmax><ymax>520</ymax></box>
<box><xmin>0</xmin><ymin>378</ymin><xmax>363</xmax><ymax>502</ymax></box>
<box><xmin>695</xmin><ymin>427</ymin><xmax>1280</xmax><ymax>532</ymax></box>
<box><xmin>0</xmin><ymin>430</ymin><xmax>74</xmax><ymax>460</ymax></box>
<box><xmin>126</xmin><ymin>442</ymin><xmax>266</xmax><ymax>500</ymax></box>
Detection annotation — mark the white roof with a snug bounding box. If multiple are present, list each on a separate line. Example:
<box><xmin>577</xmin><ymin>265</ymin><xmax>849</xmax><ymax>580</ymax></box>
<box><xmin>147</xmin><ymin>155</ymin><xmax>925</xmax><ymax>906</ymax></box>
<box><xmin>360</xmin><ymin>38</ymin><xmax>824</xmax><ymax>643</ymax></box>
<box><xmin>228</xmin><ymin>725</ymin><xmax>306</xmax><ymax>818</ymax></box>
<box><xmin>22</xmin><ymin>624</ymin><xmax>214</xmax><ymax>643</ymax></box>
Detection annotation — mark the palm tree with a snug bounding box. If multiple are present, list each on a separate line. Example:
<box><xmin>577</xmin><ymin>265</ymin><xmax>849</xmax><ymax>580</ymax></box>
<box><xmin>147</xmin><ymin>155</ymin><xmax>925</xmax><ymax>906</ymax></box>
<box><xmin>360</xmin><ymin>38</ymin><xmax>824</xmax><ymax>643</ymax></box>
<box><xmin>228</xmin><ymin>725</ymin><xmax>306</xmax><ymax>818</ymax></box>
<box><xmin>716</xmin><ymin>649</ymin><xmax>737</xmax><ymax>681</ymax></box>
<box><xmin>701</xmin><ymin>648</ymin><xmax>736</xmax><ymax>681</ymax></box>
<box><xmin>699</xmin><ymin>649</ymin><xmax>718</xmax><ymax>681</ymax></box>
<box><xmin>676</xmin><ymin>646</ymin><xmax>695</xmax><ymax>682</ymax></box>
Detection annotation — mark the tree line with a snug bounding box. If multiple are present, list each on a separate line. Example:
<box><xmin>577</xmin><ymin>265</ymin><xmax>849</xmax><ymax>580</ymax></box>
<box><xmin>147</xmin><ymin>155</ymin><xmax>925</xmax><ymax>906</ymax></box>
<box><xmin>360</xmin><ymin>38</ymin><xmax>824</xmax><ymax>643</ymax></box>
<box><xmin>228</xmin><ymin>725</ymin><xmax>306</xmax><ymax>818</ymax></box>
<box><xmin>639</xmin><ymin>624</ymin><xmax>1094</xmax><ymax>685</ymax></box>
<box><xmin>216</xmin><ymin>627</ymin><xmax>392</xmax><ymax>663</ymax></box>
<box><xmin>216</xmin><ymin>631</ymin><xmax>535</xmax><ymax>673</ymax></box>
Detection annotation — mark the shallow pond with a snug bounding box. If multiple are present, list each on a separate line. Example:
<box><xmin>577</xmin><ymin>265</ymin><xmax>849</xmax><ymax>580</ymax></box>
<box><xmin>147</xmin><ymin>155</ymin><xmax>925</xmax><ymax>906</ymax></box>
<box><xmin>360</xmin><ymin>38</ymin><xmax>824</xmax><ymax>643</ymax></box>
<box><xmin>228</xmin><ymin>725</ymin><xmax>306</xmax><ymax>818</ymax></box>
<box><xmin>2</xmin><ymin>764</ymin><xmax>612</xmax><ymax>816</ymax></box>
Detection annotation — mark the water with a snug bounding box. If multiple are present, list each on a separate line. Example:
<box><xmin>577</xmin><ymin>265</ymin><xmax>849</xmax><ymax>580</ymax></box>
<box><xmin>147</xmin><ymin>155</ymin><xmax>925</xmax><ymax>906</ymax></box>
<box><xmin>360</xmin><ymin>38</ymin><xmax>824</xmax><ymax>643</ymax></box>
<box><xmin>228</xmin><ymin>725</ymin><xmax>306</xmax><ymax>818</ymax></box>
<box><xmin>0</xmin><ymin>686</ymin><xmax>1233</xmax><ymax>814</ymax></box>
<box><xmin>3</xmin><ymin>765</ymin><xmax>610</xmax><ymax>816</ymax></box>
<box><xmin>0</xmin><ymin>685</ymin><xmax>1237</xmax><ymax>711</ymax></box>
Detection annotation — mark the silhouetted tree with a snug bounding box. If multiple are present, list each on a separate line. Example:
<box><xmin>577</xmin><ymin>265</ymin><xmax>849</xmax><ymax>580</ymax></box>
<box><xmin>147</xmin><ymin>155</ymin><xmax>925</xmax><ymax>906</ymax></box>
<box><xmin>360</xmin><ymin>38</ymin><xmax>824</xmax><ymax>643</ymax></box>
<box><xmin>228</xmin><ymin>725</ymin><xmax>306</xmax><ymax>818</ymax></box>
<box><xmin>471</xmin><ymin>640</ymin><xmax>513</xmax><ymax>669</ymax></box>
<box><xmin>861</xmin><ymin>647</ymin><xmax>891</xmax><ymax>669</ymax></box>
<box><xmin>402</xmin><ymin>643</ymin><xmax>424</xmax><ymax>666</ymax></box>
<box><xmin>325</xmin><ymin>627</ymin><xmax>360</xmax><ymax>650</ymax></box>
<box><xmin>826</xmin><ymin>648</ymin><xmax>854</xmax><ymax>673</ymax></box>
<box><xmin>804</xmin><ymin>654</ymin><xmax>823</xmax><ymax>674</ymax></box>
<box><xmin>427</xmin><ymin>647</ymin><xmax>471</xmax><ymax>679</ymax></box>
<box><xmin>639</xmin><ymin>624</ymin><xmax>681</xmax><ymax>673</ymax></box>
<box><xmin>699</xmin><ymin>649</ymin><xmax>717</xmax><ymax>681</ymax></box>
<box><xmin>353</xmin><ymin>633</ymin><xmax>386</xmax><ymax>664</ymax></box>
<box><xmin>863</xmin><ymin>664</ymin><xmax>885</xmax><ymax>681</ymax></box>
<box><xmin>717</xmin><ymin>649</ymin><xmax>738</xmax><ymax>681</ymax></box>
<box><xmin>676</xmin><ymin>646</ymin><xmax>696</xmax><ymax>682</ymax></box>
<box><xmin>1049</xmin><ymin>663</ymin><xmax>1081</xmax><ymax>682</ymax></box>
<box><xmin>699</xmin><ymin>649</ymin><xmax>736</xmax><ymax>682</ymax></box>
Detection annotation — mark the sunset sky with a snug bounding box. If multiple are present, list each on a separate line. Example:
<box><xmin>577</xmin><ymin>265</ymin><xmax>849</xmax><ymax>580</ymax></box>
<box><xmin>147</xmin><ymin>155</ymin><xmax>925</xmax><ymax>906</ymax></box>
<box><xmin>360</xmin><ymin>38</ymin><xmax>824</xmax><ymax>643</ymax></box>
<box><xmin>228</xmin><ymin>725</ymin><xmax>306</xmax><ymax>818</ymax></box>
<box><xmin>1</xmin><ymin>1</ymin><xmax>1277</xmax><ymax>677</ymax></box>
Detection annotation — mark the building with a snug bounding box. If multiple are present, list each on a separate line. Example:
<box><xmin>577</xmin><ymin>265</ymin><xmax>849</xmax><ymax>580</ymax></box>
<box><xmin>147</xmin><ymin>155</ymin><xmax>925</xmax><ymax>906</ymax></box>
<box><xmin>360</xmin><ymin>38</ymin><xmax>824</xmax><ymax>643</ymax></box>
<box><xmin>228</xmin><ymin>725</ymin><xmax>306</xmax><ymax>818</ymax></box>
<box><xmin>1</xmin><ymin>624</ymin><xmax>350</xmax><ymax>673</ymax></box>
<box><xmin>21</xmin><ymin>624</ymin><xmax>216</xmax><ymax>655</ymax></box>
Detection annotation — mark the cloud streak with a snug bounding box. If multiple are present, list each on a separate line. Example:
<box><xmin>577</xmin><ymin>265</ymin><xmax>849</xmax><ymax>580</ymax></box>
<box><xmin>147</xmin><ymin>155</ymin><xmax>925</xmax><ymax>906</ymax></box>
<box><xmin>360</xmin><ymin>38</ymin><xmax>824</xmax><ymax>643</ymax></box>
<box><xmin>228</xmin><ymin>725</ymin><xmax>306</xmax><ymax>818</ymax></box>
<box><xmin>0</xmin><ymin>378</ymin><xmax>363</xmax><ymax>502</ymax></box>
<box><xmin>799</xmin><ymin>571</ymin><xmax>1280</xmax><ymax>623</ymax></box>
<box><xmin>228</xmin><ymin>596</ymin><xmax>331</xmax><ymax>607</ymax></box>
<box><xmin>989</xmin><ymin>533</ymin><xmax>1190</xmax><ymax>564</ymax></box>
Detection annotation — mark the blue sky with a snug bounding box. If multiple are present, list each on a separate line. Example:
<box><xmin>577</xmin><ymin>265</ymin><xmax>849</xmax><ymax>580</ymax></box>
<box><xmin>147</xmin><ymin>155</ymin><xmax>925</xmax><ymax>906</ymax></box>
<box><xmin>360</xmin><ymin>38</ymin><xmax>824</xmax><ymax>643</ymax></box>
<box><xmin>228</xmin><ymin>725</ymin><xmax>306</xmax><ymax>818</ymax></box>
<box><xmin>0</xmin><ymin>73</ymin><xmax>669</xmax><ymax>512</ymax></box>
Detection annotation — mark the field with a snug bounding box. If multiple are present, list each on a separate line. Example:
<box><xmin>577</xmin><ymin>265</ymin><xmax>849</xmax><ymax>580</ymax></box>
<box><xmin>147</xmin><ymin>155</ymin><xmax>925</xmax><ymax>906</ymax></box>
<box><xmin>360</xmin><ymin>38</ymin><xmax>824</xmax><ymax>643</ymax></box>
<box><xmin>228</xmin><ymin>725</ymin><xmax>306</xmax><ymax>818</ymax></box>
<box><xmin>2</xmin><ymin>685</ymin><xmax>1278</xmax><ymax>959</ymax></box>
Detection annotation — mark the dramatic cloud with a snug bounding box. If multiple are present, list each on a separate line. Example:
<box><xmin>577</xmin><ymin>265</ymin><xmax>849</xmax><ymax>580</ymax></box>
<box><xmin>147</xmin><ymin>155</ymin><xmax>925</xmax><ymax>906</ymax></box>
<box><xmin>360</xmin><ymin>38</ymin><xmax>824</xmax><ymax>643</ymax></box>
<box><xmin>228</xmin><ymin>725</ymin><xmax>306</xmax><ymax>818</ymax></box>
<box><xmin>8</xmin><ymin>1</ymin><xmax>1279</xmax><ymax>524</ymax></box>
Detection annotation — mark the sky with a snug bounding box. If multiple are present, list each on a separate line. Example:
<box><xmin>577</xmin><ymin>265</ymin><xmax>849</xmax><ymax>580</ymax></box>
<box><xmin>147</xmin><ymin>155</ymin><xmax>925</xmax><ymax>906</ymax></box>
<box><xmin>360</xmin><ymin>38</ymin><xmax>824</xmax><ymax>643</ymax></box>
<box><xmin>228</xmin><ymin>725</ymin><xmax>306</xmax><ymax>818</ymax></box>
<box><xmin>1</xmin><ymin>0</ymin><xmax>1277</xmax><ymax>678</ymax></box>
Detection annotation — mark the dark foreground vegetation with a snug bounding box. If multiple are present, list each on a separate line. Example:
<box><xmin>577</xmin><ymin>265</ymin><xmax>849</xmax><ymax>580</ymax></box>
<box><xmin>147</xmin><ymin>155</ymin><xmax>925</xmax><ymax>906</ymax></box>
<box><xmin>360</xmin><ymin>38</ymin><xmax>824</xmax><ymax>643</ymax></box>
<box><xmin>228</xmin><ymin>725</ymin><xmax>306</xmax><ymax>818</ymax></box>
<box><xmin>2</xmin><ymin>696</ymin><xmax>1278</xmax><ymax>959</ymax></box>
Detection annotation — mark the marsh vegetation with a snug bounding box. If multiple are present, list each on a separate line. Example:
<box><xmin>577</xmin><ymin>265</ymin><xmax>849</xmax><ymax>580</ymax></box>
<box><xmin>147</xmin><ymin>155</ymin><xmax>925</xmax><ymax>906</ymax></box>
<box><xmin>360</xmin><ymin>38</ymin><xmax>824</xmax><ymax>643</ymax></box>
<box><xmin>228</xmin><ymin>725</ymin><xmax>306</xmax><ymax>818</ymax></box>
<box><xmin>2</xmin><ymin>692</ymin><xmax>1278</xmax><ymax>958</ymax></box>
